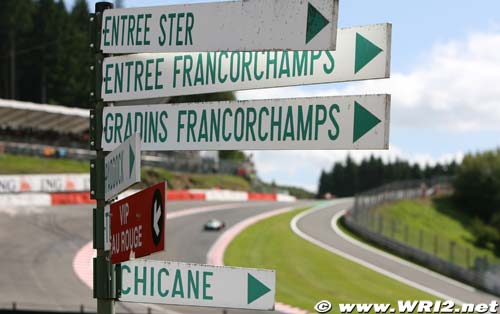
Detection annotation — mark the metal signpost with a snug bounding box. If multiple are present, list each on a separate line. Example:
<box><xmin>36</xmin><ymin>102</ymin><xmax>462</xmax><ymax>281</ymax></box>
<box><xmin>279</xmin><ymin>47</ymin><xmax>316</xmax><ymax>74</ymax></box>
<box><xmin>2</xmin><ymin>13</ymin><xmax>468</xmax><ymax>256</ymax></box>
<box><xmin>107</xmin><ymin>182</ymin><xmax>166</xmax><ymax>264</ymax></box>
<box><xmin>90</xmin><ymin>3</ymin><xmax>115</xmax><ymax>314</ymax></box>
<box><xmin>104</xmin><ymin>133</ymin><xmax>141</xmax><ymax>200</ymax></box>
<box><xmin>101</xmin><ymin>95</ymin><xmax>390</xmax><ymax>151</ymax></box>
<box><xmin>102</xmin><ymin>23</ymin><xmax>391</xmax><ymax>102</ymax></box>
<box><xmin>100</xmin><ymin>0</ymin><xmax>339</xmax><ymax>53</ymax></box>
<box><xmin>90</xmin><ymin>1</ymin><xmax>393</xmax><ymax>313</ymax></box>
<box><xmin>119</xmin><ymin>260</ymin><xmax>276</xmax><ymax>311</ymax></box>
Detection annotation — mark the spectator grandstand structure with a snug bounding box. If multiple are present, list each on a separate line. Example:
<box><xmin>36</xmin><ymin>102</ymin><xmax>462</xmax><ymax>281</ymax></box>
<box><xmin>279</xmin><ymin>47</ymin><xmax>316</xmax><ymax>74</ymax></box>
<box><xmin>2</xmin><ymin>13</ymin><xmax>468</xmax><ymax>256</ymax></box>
<box><xmin>0</xmin><ymin>98</ymin><xmax>255</xmax><ymax>176</ymax></box>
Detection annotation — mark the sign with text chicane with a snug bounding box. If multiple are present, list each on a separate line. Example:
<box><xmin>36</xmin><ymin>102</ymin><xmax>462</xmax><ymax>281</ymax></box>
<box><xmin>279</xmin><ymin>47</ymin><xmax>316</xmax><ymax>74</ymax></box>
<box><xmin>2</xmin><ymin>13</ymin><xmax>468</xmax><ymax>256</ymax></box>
<box><xmin>120</xmin><ymin>259</ymin><xmax>276</xmax><ymax>310</ymax></box>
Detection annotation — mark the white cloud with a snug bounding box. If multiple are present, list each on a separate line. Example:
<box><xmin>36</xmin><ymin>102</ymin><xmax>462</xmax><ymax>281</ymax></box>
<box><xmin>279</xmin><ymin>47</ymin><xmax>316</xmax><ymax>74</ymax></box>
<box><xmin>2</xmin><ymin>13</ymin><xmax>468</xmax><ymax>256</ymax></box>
<box><xmin>238</xmin><ymin>31</ymin><xmax>500</xmax><ymax>132</ymax></box>
<box><xmin>239</xmin><ymin>31</ymin><xmax>500</xmax><ymax>191</ymax></box>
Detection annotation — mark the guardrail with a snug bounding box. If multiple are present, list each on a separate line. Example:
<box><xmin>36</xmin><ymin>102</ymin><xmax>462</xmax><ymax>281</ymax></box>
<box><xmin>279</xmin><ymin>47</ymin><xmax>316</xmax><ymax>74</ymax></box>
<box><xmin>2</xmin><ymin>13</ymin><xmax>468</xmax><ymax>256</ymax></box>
<box><xmin>343</xmin><ymin>178</ymin><xmax>500</xmax><ymax>296</ymax></box>
<box><xmin>0</xmin><ymin>301</ymin><xmax>230</xmax><ymax>314</ymax></box>
<box><xmin>0</xmin><ymin>141</ymin><xmax>250</xmax><ymax>177</ymax></box>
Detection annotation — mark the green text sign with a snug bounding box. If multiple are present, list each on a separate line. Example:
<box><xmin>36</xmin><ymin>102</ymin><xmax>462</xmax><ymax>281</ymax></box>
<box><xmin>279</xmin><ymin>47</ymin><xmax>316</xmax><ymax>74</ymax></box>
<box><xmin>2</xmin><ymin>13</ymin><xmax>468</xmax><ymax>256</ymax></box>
<box><xmin>101</xmin><ymin>94</ymin><xmax>390</xmax><ymax>152</ymax></box>
<box><xmin>104</xmin><ymin>133</ymin><xmax>141</xmax><ymax>201</ymax></box>
<box><xmin>100</xmin><ymin>0</ymin><xmax>338</xmax><ymax>54</ymax></box>
<box><xmin>102</xmin><ymin>23</ymin><xmax>391</xmax><ymax>102</ymax></box>
<box><xmin>120</xmin><ymin>259</ymin><xmax>275</xmax><ymax>310</ymax></box>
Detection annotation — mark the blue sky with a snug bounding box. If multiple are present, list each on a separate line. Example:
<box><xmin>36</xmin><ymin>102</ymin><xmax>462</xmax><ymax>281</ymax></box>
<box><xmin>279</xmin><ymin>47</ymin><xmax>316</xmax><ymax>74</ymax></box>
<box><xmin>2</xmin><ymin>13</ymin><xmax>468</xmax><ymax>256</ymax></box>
<box><xmin>65</xmin><ymin>0</ymin><xmax>500</xmax><ymax>191</ymax></box>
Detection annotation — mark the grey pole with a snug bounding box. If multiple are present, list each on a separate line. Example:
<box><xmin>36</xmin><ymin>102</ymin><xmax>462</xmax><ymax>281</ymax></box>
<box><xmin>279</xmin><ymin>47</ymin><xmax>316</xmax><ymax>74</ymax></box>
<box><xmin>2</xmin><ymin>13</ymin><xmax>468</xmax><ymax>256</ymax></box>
<box><xmin>90</xmin><ymin>3</ymin><xmax>115</xmax><ymax>314</ymax></box>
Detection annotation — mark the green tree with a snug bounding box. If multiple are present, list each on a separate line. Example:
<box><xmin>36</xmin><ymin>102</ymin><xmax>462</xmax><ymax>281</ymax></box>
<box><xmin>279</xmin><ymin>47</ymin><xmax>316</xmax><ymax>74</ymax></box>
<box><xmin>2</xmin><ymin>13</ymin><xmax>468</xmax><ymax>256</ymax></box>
<box><xmin>317</xmin><ymin>170</ymin><xmax>330</xmax><ymax>198</ymax></box>
<box><xmin>28</xmin><ymin>0</ymin><xmax>70</xmax><ymax>104</ymax></box>
<box><xmin>64</xmin><ymin>0</ymin><xmax>90</xmax><ymax>107</ymax></box>
<box><xmin>454</xmin><ymin>149</ymin><xmax>500</xmax><ymax>222</ymax></box>
<box><xmin>0</xmin><ymin>0</ymin><xmax>92</xmax><ymax>107</ymax></box>
<box><xmin>219</xmin><ymin>150</ymin><xmax>246</xmax><ymax>161</ymax></box>
<box><xmin>317</xmin><ymin>154</ymin><xmax>457</xmax><ymax>198</ymax></box>
<box><xmin>0</xmin><ymin>0</ymin><xmax>35</xmax><ymax>100</ymax></box>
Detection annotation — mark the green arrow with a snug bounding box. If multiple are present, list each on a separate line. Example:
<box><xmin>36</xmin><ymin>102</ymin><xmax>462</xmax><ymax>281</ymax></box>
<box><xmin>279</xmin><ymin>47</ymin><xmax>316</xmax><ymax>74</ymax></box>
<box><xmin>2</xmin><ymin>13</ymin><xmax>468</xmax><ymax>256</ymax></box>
<box><xmin>353</xmin><ymin>101</ymin><xmax>381</xmax><ymax>143</ymax></box>
<box><xmin>247</xmin><ymin>273</ymin><xmax>271</xmax><ymax>304</ymax></box>
<box><xmin>129</xmin><ymin>144</ymin><xmax>135</xmax><ymax>177</ymax></box>
<box><xmin>306</xmin><ymin>3</ymin><xmax>329</xmax><ymax>44</ymax></box>
<box><xmin>355</xmin><ymin>33</ymin><xmax>383</xmax><ymax>73</ymax></box>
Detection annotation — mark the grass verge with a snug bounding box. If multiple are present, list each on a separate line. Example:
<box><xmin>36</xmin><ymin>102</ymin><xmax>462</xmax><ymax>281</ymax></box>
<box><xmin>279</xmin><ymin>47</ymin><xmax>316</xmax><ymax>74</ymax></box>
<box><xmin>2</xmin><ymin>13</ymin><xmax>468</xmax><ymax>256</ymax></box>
<box><xmin>224</xmin><ymin>208</ymin><xmax>437</xmax><ymax>311</ymax></box>
<box><xmin>0</xmin><ymin>153</ymin><xmax>251</xmax><ymax>191</ymax></box>
<box><xmin>0</xmin><ymin>154</ymin><xmax>89</xmax><ymax>174</ymax></box>
<box><xmin>371</xmin><ymin>198</ymin><xmax>500</xmax><ymax>267</ymax></box>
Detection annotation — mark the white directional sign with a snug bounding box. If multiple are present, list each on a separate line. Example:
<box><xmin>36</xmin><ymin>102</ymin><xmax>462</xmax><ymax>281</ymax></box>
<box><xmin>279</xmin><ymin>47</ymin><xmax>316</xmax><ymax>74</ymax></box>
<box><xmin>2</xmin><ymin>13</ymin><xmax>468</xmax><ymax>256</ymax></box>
<box><xmin>101</xmin><ymin>94</ymin><xmax>390</xmax><ymax>152</ymax></box>
<box><xmin>100</xmin><ymin>0</ymin><xmax>338</xmax><ymax>54</ymax></box>
<box><xmin>102</xmin><ymin>23</ymin><xmax>391</xmax><ymax>102</ymax></box>
<box><xmin>104</xmin><ymin>133</ymin><xmax>141</xmax><ymax>201</ymax></box>
<box><xmin>120</xmin><ymin>259</ymin><xmax>275</xmax><ymax>311</ymax></box>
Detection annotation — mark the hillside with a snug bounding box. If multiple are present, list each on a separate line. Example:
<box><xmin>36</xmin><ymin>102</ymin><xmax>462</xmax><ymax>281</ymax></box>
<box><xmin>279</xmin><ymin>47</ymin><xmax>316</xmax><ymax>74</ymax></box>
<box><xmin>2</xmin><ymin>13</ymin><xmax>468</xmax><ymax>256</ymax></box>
<box><xmin>0</xmin><ymin>154</ymin><xmax>310</xmax><ymax>198</ymax></box>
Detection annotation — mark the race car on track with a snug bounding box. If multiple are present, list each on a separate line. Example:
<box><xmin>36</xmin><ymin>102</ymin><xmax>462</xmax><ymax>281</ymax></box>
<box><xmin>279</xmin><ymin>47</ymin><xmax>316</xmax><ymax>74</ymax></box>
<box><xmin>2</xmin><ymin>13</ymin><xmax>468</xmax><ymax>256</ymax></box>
<box><xmin>204</xmin><ymin>219</ymin><xmax>225</xmax><ymax>231</ymax></box>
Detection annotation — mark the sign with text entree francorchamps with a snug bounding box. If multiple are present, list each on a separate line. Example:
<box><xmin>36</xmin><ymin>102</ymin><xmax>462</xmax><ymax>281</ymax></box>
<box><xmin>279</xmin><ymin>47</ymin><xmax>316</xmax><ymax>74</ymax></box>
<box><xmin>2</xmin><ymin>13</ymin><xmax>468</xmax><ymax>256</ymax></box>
<box><xmin>100</xmin><ymin>0</ymin><xmax>339</xmax><ymax>54</ymax></box>
<box><xmin>101</xmin><ymin>23</ymin><xmax>391</xmax><ymax>102</ymax></box>
<box><xmin>119</xmin><ymin>259</ymin><xmax>276</xmax><ymax>311</ymax></box>
<box><xmin>100</xmin><ymin>94</ymin><xmax>390</xmax><ymax>152</ymax></box>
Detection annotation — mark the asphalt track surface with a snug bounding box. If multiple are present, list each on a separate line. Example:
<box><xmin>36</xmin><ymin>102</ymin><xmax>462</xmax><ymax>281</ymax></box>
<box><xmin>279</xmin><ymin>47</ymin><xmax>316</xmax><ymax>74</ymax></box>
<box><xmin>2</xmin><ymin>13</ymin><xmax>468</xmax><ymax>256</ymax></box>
<box><xmin>2</xmin><ymin>199</ymin><xmax>498</xmax><ymax>314</ymax></box>
<box><xmin>0</xmin><ymin>201</ymin><xmax>311</xmax><ymax>314</ymax></box>
<box><xmin>294</xmin><ymin>199</ymin><xmax>500</xmax><ymax>305</ymax></box>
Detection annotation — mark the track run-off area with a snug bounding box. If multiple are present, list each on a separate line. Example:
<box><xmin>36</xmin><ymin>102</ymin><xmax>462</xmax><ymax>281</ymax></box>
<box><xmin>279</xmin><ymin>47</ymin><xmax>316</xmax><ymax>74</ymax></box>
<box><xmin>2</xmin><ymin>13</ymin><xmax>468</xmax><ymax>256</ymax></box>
<box><xmin>0</xmin><ymin>199</ymin><xmax>497</xmax><ymax>314</ymax></box>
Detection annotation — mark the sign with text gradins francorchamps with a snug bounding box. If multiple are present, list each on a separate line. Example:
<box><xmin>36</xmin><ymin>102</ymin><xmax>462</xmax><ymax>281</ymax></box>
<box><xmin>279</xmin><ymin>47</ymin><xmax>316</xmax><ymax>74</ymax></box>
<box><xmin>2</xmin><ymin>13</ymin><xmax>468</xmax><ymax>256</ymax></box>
<box><xmin>100</xmin><ymin>0</ymin><xmax>338</xmax><ymax>54</ymax></box>
<box><xmin>107</xmin><ymin>182</ymin><xmax>166</xmax><ymax>264</ymax></box>
<box><xmin>120</xmin><ymin>259</ymin><xmax>276</xmax><ymax>311</ymax></box>
<box><xmin>102</xmin><ymin>23</ymin><xmax>391</xmax><ymax>102</ymax></box>
<box><xmin>101</xmin><ymin>94</ymin><xmax>390</xmax><ymax>152</ymax></box>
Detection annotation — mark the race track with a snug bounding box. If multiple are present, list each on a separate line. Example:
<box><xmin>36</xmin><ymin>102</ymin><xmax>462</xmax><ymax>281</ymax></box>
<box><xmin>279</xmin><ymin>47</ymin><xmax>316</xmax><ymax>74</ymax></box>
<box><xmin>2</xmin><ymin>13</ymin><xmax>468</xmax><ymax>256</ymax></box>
<box><xmin>293</xmin><ymin>199</ymin><xmax>499</xmax><ymax>305</ymax></box>
<box><xmin>2</xmin><ymin>198</ymin><xmax>496</xmax><ymax>314</ymax></box>
<box><xmin>0</xmin><ymin>201</ymin><xmax>310</xmax><ymax>314</ymax></box>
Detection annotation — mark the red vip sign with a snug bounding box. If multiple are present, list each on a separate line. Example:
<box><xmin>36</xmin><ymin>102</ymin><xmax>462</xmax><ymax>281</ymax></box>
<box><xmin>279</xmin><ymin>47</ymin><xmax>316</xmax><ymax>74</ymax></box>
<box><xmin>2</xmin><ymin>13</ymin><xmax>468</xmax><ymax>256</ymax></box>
<box><xmin>109</xmin><ymin>182</ymin><xmax>166</xmax><ymax>264</ymax></box>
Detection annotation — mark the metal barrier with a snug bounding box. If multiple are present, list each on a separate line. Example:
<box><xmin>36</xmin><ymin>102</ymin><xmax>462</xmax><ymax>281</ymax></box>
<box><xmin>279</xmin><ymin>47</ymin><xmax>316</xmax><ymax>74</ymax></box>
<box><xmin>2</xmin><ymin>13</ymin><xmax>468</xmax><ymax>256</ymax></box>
<box><xmin>344</xmin><ymin>178</ymin><xmax>500</xmax><ymax>296</ymax></box>
<box><xmin>0</xmin><ymin>141</ymin><xmax>249</xmax><ymax>176</ymax></box>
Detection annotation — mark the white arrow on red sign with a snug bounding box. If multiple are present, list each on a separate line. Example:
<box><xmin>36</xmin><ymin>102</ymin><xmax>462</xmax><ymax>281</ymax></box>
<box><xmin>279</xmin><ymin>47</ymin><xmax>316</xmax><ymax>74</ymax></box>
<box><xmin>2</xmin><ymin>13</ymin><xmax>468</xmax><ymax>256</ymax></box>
<box><xmin>107</xmin><ymin>181</ymin><xmax>166</xmax><ymax>264</ymax></box>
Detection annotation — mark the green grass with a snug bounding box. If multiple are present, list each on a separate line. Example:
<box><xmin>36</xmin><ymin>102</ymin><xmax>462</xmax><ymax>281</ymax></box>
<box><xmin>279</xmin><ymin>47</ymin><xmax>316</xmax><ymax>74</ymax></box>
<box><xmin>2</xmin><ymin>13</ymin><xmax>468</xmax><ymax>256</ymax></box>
<box><xmin>224</xmin><ymin>208</ymin><xmax>437</xmax><ymax>312</ymax></box>
<box><xmin>369</xmin><ymin>198</ymin><xmax>500</xmax><ymax>268</ymax></box>
<box><xmin>187</xmin><ymin>172</ymin><xmax>250</xmax><ymax>190</ymax></box>
<box><xmin>0</xmin><ymin>153</ymin><xmax>251</xmax><ymax>191</ymax></box>
<box><xmin>141</xmin><ymin>166</ymin><xmax>251</xmax><ymax>191</ymax></box>
<box><xmin>0</xmin><ymin>154</ymin><xmax>89</xmax><ymax>174</ymax></box>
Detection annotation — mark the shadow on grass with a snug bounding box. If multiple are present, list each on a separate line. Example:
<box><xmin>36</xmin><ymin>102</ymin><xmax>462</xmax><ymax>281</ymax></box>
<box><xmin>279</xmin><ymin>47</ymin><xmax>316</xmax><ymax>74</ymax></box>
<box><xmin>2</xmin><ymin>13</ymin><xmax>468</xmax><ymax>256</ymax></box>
<box><xmin>432</xmin><ymin>196</ymin><xmax>476</xmax><ymax>245</ymax></box>
<box><xmin>432</xmin><ymin>196</ymin><xmax>500</xmax><ymax>257</ymax></box>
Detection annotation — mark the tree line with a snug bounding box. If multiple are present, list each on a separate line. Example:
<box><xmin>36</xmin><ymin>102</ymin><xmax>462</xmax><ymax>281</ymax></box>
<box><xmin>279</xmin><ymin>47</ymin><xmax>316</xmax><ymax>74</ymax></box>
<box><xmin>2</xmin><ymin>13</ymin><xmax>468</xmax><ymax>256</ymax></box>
<box><xmin>319</xmin><ymin>151</ymin><xmax>500</xmax><ymax>254</ymax></box>
<box><xmin>0</xmin><ymin>0</ymin><xmax>91</xmax><ymax>107</ymax></box>
<box><xmin>317</xmin><ymin>155</ymin><xmax>458</xmax><ymax>198</ymax></box>
<box><xmin>454</xmin><ymin>149</ymin><xmax>500</xmax><ymax>253</ymax></box>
